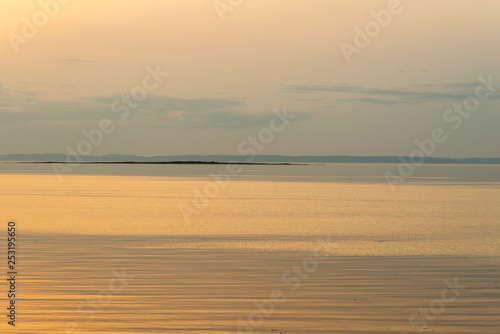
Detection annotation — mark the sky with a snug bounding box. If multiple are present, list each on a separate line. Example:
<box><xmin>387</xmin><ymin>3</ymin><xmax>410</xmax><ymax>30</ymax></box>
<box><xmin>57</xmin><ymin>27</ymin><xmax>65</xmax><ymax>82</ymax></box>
<box><xmin>1</xmin><ymin>0</ymin><xmax>500</xmax><ymax>157</ymax></box>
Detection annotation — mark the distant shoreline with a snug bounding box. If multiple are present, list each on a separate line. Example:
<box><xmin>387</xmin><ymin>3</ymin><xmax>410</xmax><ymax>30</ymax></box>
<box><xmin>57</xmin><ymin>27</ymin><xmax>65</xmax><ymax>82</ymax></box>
<box><xmin>4</xmin><ymin>161</ymin><xmax>304</xmax><ymax>166</ymax></box>
<box><xmin>1</xmin><ymin>154</ymin><xmax>500</xmax><ymax>164</ymax></box>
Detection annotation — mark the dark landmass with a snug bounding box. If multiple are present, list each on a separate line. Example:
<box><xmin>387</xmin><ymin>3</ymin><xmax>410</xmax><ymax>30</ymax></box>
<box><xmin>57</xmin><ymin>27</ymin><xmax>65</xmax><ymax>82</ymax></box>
<box><xmin>10</xmin><ymin>161</ymin><xmax>300</xmax><ymax>165</ymax></box>
<box><xmin>1</xmin><ymin>154</ymin><xmax>500</xmax><ymax>164</ymax></box>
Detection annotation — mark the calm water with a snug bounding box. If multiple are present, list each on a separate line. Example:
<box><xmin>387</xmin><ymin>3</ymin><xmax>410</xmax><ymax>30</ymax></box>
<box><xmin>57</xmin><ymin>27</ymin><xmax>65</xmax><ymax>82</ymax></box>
<box><xmin>0</xmin><ymin>163</ymin><xmax>499</xmax><ymax>333</ymax></box>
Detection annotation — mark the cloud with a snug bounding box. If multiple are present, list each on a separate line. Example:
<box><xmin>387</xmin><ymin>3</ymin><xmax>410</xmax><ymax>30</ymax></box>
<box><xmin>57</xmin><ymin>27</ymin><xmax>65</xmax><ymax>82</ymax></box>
<box><xmin>282</xmin><ymin>80</ymin><xmax>500</xmax><ymax>105</ymax></box>
<box><xmin>90</xmin><ymin>95</ymin><xmax>244</xmax><ymax>112</ymax></box>
<box><xmin>0</xmin><ymin>88</ymin><xmax>311</xmax><ymax>128</ymax></box>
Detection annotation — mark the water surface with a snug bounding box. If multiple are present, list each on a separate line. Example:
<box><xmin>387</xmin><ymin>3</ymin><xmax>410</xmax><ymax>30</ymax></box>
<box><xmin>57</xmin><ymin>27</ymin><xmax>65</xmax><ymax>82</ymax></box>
<box><xmin>1</xmin><ymin>164</ymin><xmax>499</xmax><ymax>333</ymax></box>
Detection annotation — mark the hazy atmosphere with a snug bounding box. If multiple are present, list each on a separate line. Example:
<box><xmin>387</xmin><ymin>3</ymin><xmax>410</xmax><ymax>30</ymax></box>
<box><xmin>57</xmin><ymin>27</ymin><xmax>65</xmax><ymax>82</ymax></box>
<box><xmin>1</xmin><ymin>2</ymin><xmax>500</xmax><ymax>333</ymax></box>
<box><xmin>2</xmin><ymin>0</ymin><xmax>500</xmax><ymax>157</ymax></box>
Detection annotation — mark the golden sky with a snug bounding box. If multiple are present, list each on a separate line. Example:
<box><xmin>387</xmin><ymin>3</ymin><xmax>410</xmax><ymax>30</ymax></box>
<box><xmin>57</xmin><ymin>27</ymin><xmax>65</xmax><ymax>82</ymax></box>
<box><xmin>1</xmin><ymin>0</ymin><xmax>500</xmax><ymax>157</ymax></box>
